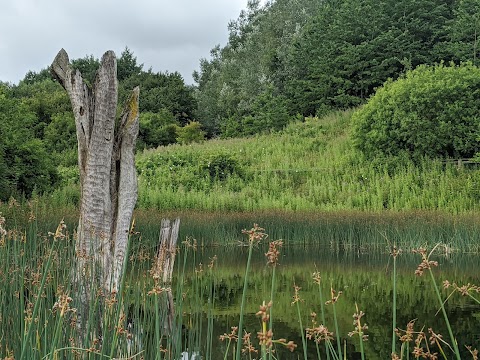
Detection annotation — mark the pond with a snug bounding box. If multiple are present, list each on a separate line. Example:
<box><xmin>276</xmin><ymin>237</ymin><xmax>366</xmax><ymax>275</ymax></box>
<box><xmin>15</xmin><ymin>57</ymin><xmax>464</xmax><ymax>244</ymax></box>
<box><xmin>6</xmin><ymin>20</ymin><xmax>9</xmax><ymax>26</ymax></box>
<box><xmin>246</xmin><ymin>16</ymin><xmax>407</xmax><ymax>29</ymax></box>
<box><xmin>3</xmin><ymin>209</ymin><xmax>478</xmax><ymax>359</ymax></box>
<box><xmin>171</xmin><ymin>245</ymin><xmax>479</xmax><ymax>359</ymax></box>
<box><xmin>129</xmin><ymin>211</ymin><xmax>480</xmax><ymax>359</ymax></box>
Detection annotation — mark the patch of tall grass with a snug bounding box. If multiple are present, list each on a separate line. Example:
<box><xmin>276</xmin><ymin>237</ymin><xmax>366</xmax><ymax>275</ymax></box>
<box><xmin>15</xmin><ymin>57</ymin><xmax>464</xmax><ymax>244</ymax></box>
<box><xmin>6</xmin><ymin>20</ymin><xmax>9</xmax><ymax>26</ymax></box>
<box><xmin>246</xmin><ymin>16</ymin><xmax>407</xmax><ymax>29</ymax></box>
<box><xmin>134</xmin><ymin>210</ymin><xmax>480</xmax><ymax>253</ymax></box>
<box><xmin>45</xmin><ymin>109</ymin><xmax>480</xmax><ymax>213</ymax></box>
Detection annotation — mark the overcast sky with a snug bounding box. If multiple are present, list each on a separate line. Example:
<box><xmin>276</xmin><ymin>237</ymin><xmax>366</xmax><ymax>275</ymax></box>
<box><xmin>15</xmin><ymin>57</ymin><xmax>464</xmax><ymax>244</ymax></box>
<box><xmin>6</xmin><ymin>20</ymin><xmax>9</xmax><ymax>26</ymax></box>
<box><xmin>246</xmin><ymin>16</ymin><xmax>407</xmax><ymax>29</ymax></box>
<box><xmin>0</xmin><ymin>0</ymin><xmax>263</xmax><ymax>85</ymax></box>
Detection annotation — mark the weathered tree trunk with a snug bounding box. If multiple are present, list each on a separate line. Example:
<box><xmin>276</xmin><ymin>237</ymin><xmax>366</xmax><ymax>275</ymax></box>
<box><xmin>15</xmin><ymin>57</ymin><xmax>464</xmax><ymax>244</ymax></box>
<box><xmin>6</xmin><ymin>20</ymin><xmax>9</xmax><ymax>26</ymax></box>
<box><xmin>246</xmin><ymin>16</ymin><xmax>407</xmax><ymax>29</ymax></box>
<box><xmin>51</xmin><ymin>49</ymin><xmax>139</xmax><ymax>331</ymax></box>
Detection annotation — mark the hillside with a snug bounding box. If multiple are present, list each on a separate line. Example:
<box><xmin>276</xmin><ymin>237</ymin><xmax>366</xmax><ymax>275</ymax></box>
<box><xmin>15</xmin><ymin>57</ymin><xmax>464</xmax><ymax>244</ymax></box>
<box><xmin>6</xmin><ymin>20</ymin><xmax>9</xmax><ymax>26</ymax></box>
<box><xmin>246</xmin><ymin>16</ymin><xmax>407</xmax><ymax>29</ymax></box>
<box><xmin>49</xmin><ymin>110</ymin><xmax>479</xmax><ymax>213</ymax></box>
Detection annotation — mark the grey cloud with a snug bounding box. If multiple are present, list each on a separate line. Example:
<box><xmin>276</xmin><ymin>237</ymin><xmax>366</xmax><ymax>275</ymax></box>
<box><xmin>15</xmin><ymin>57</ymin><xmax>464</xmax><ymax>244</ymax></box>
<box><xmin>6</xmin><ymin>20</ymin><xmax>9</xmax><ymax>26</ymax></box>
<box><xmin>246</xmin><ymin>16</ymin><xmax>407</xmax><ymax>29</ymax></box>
<box><xmin>0</xmin><ymin>0</ymin><xmax>253</xmax><ymax>84</ymax></box>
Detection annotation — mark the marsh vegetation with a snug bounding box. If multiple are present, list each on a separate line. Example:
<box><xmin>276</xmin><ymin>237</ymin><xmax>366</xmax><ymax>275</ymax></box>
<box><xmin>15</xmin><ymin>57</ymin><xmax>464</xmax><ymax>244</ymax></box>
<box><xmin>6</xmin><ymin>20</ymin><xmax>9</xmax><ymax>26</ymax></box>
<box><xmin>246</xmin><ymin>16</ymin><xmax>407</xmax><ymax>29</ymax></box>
<box><xmin>1</xmin><ymin>206</ymin><xmax>479</xmax><ymax>359</ymax></box>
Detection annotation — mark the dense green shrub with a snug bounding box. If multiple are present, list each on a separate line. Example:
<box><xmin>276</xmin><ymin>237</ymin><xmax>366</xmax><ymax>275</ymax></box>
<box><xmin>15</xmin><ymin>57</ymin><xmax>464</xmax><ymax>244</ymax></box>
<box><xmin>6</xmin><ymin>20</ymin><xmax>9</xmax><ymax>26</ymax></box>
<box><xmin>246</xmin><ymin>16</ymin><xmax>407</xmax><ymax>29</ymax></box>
<box><xmin>200</xmin><ymin>152</ymin><xmax>245</xmax><ymax>182</ymax></box>
<box><xmin>0</xmin><ymin>86</ymin><xmax>58</xmax><ymax>200</ymax></box>
<box><xmin>176</xmin><ymin>121</ymin><xmax>205</xmax><ymax>144</ymax></box>
<box><xmin>138</xmin><ymin>110</ymin><xmax>178</xmax><ymax>150</ymax></box>
<box><xmin>352</xmin><ymin>63</ymin><xmax>480</xmax><ymax>159</ymax></box>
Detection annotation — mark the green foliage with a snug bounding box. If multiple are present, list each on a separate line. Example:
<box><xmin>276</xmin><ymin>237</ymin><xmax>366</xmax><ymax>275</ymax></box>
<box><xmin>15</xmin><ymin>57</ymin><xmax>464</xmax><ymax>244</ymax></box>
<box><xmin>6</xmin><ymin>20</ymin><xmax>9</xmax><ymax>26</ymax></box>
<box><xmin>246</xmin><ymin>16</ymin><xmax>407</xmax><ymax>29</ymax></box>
<box><xmin>286</xmin><ymin>0</ymin><xmax>455</xmax><ymax>114</ymax></box>
<box><xmin>120</xmin><ymin>70</ymin><xmax>196</xmax><ymax>126</ymax></box>
<box><xmin>351</xmin><ymin>62</ymin><xmax>480</xmax><ymax>159</ymax></box>
<box><xmin>12</xmin><ymin>139</ymin><xmax>59</xmax><ymax>198</ymax></box>
<box><xmin>121</xmin><ymin>109</ymin><xmax>480</xmax><ymax>213</ymax></box>
<box><xmin>0</xmin><ymin>47</ymin><xmax>199</xmax><ymax>200</ymax></box>
<box><xmin>194</xmin><ymin>0</ymin><xmax>318</xmax><ymax>136</ymax></box>
<box><xmin>21</xmin><ymin>68</ymin><xmax>53</xmax><ymax>84</ymax></box>
<box><xmin>0</xmin><ymin>87</ymin><xmax>58</xmax><ymax>200</ymax></box>
<box><xmin>222</xmin><ymin>86</ymin><xmax>292</xmax><ymax>137</ymax></box>
<box><xmin>194</xmin><ymin>0</ymin><xmax>477</xmax><ymax>135</ymax></box>
<box><xmin>176</xmin><ymin>121</ymin><xmax>205</xmax><ymax>145</ymax></box>
<box><xmin>200</xmin><ymin>152</ymin><xmax>245</xmax><ymax>182</ymax></box>
<box><xmin>117</xmin><ymin>46</ymin><xmax>143</xmax><ymax>81</ymax></box>
<box><xmin>438</xmin><ymin>0</ymin><xmax>480</xmax><ymax>65</ymax></box>
<box><xmin>138</xmin><ymin>110</ymin><xmax>178</xmax><ymax>150</ymax></box>
<box><xmin>71</xmin><ymin>54</ymin><xmax>100</xmax><ymax>86</ymax></box>
<box><xmin>12</xmin><ymin>79</ymin><xmax>71</xmax><ymax>138</ymax></box>
<box><xmin>44</xmin><ymin>112</ymin><xmax>77</xmax><ymax>166</ymax></box>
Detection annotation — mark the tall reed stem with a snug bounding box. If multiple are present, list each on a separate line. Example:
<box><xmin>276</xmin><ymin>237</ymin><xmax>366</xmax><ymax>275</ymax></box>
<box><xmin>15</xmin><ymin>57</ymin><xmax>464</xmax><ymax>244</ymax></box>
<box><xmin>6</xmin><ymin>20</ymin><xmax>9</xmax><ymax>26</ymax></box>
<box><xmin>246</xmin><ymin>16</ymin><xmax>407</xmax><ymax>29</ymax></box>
<box><xmin>154</xmin><ymin>294</ymin><xmax>161</xmax><ymax>360</ymax></box>
<box><xmin>427</xmin><ymin>267</ymin><xmax>461</xmax><ymax>359</ymax></box>
<box><xmin>108</xmin><ymin>232</ymin><xmax>132</xmax><ymax>358</ymax></box>
<box><xmin>20</xmin><ymin>237</ymin><xmax>57</xmax><ymax>360</ymax></box>
<box><xmin>315</xmin><ymin>274</ymin><xmax>330</xmax><ymax>360</ymax></box>
<box><xmin>295</xmin><ymin>299</ymin><xmax>308</xmax><ymax>360</ymax></box>
<box><xmin>235</xmin><ymin>242</ymin><xmax>254</xmax><ymax>360</ymax></box>
<box><xmin>268</xmin><ymin>266</ymin><xmax>276</xmax><ymax>360</ymax></box>
<box><xmin>391</xmin><ymin>247</ymin><xmax>397</xmax><ymax>356</ymax></box>
<box><xmin>330</xmin><ymin>286</ymin><xmax>342</xmax><ymax>360</ymax></box>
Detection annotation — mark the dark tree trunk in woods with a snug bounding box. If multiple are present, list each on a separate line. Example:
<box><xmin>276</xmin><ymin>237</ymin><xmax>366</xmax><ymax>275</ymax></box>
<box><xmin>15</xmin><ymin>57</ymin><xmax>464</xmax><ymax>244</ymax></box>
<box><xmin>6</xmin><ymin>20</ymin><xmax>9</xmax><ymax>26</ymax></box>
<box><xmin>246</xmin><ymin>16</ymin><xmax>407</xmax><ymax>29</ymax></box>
<box><xmin>51</xmin><ymin>49</ymin><xmax>139</xmax><ymax>334</ymax></box>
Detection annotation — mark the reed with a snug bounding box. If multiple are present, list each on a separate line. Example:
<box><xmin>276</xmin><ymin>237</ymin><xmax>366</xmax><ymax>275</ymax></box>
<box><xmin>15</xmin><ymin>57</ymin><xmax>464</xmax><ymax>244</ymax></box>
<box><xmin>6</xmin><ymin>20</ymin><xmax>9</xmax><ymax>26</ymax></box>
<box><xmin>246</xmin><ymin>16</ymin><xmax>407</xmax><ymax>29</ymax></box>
<box><xmin>2</xmin><ymin>210</ymin><xmax>480</xmax><ymax>359</ymax></box>
<box><xmin>312</xmin><ymin>271</ymin><xmax>330</xmax><ymax>360</ymax></box>
<box><xmin>413</xmin><ymin>245</ymin><xmax>461</xmax><ymax>360</ymax></box>
<box><xmin>235</xmin><ymin>224</ymin><xmax>267</xmax><ymax>360</ymax></box>
<box><xmin>292</xmin><ymin>284</ymin><xmax>308</xmax><ymax>360</ymax></box>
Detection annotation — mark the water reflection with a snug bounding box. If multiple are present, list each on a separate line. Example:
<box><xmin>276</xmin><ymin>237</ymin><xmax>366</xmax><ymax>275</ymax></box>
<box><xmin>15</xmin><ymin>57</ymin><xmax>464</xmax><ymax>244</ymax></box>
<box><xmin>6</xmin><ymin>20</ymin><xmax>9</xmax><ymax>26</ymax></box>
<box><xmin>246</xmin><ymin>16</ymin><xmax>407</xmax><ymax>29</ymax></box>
<box><xmin>178</xmin><ymin>244</ymin><xmax>480</xmax><ymax>359</ymax></box>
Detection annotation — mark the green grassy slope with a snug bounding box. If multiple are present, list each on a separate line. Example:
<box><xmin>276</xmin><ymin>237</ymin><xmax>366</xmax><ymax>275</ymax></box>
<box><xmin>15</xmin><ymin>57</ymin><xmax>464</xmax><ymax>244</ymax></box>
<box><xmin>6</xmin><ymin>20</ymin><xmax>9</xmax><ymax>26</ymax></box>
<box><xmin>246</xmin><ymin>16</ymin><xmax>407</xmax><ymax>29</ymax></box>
<box><xmin>123</xmin><ymin>110</ymin><xmax>480</xmax><ymax>213</ymax></box>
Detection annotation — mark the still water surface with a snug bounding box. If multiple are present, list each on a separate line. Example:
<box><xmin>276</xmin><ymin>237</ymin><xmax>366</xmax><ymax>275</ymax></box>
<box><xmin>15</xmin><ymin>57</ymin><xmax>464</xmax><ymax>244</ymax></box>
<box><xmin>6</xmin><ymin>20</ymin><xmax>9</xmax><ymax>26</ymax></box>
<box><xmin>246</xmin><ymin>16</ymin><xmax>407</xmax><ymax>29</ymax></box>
<box><xmin>177</xmin><ymin>244</ymin><xmax>480</xmax><ymax>359</ymax></box>
<box><xmin>4</xmin><ymin>209</ymin><xmax>479</xmax><ymax>359</ymax></box>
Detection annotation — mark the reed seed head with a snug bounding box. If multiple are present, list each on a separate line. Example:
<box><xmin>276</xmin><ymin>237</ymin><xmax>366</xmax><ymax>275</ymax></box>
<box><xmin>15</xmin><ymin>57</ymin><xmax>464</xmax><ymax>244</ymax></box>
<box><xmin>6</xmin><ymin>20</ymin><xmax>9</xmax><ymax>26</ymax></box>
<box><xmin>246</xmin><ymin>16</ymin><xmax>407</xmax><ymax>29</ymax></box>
<box><xmin>52</xmin><ymin>293</ymin><xmax>74</xmax><ymax>317</ymax></box>
<box><xmin>242</xmin><ymin>224</ymin><xmax>267</xmax><ymax>245</ymax></box>
<box><xmin>182</xmin><ymin>237</ymin><xmax>197</xmax><ymax>251</ymax></box>
<box><xmin>326</xmin><ymin>287</ymin><xmax>342</xmax><ymax>305</ymax></box>
<box><xmin>428</xmin><ymin>328</ymin><xmax>443</xmax><ymax>346</ymax></box>
<box><xmin>291</xmin><ymin>284</ymin><xmax>303</xmax><ymax>305</ymax></box>
<box><xmin>256</xmin><ymin>300</ymin><xmax>273</xmax><ymax>323</ymax></box>
<box><xmin>257</xmin><ymin>328</ymin><xmax>273</xmax><ymax>348</ymax></box>
<box><xmin>265</xmin><ymin>240</ymin><xmax>283</xmax><ymax>266</ymax></box>
<box><xmin>348</xmin><ymin>304</ymin><xmax>369</xmax><ymax>341</ymax></box>
<box><xmin>241</xmin><ymin>332</ymin><xmax>258</xmax><ymax>354</ymax></box>
<box><xmin>0</xmin><ymin>213</ymin><xmax>6</xmax><ymax>239</ymax></box>
<box><xmin>105</xmin><ymin>290</ymin><xmax>118</xmax><ymax>308</ymax></box>
<box><xmin>413</xmin><ymin>247</ymin><xmax>438</xmax><ymax>276</ymax></box>
<box><xmin>306</xmin><ymin>324</ymin><xmax>333</xmax><ymax>343</ymax></box>
<box><xmin>466</xmin><ymin>346</ymin><xmax>479</xmax><ymax>360</ymax></box>
<box><xmin>395</xmin><ymin>319</ymin><xmax>416</xmax><ymax>343</ymax></box>
<box><xmin>312</xmin><ymin>271</ymin><xmax>322</xmax><ymax>285</ymax></box>
<box><xmin>444</xmin><ymin>280</ymin><xmax>480</xmax><ymax>296</ymax></box>
<box><xmin>195</xmin><ymin>262</ymin><xmax>203</xmax><ymax>274</ymax></box>
<box><xmin>219</xmin><ymin>326</ymin><xmax>238</xmax><ymax>342</ymax></box>
<box><xmin>390</xmin><ymin>245</ymin><xmax>402</xmax><ymax>258</ymax></box>
<box><xmin>208</xmin><ymin>255</ymin><xmax>217</xmax><ymax>270</ymax></box>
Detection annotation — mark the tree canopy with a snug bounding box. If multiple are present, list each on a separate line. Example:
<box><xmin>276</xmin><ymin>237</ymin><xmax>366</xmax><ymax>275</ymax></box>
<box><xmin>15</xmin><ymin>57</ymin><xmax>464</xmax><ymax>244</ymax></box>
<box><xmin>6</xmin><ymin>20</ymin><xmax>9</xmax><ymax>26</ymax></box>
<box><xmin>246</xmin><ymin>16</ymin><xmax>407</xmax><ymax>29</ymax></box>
<box><xmin>193</xmin><ymin>0</ymin><xmax>478</xmax><ymax>137</ymax></box>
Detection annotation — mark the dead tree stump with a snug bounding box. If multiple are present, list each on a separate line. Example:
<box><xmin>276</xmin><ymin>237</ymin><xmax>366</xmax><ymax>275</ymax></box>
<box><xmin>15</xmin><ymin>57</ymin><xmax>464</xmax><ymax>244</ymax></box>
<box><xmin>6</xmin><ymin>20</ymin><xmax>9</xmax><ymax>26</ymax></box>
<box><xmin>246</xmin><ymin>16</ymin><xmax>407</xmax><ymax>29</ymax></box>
<box><xmin>51</xmin><ymin>49</ymin><xmax>139</xmax><ymax>335</ymax></box>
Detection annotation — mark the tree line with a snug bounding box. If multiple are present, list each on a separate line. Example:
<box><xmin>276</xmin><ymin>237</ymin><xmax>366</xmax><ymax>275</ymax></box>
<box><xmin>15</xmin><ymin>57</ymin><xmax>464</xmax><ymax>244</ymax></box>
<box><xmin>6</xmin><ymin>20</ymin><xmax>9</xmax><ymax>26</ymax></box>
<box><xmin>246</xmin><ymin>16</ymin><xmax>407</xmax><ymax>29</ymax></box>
<box><xmin>194</xmin><ymin>0</ymin><xmax>479</xmax><ymax>136</ymax></box>
<box><xmin>1</xmin><ymin>0</ymin><xmax>479</xmax><ymax>200</ymax></box>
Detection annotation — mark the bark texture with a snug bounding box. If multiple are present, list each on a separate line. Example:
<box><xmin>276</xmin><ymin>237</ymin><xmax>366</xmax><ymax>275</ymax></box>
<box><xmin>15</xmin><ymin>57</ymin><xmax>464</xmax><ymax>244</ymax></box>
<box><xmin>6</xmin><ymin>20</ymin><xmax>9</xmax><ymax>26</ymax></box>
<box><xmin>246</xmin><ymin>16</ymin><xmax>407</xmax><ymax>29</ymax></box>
<box><xmin>51</xmin><ymin>49</ymin><xmax>139</xmax><ymax>300</ymax></box>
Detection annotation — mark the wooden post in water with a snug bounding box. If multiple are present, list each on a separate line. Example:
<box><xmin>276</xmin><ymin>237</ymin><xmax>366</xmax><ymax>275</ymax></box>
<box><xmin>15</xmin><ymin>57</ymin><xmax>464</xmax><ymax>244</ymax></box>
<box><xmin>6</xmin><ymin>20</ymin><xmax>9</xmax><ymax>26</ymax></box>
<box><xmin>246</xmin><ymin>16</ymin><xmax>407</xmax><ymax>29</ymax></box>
<box><xmin>151</xmin><ymin>218</ymin><xmax>180</xmax><ymax>332</ymax></box>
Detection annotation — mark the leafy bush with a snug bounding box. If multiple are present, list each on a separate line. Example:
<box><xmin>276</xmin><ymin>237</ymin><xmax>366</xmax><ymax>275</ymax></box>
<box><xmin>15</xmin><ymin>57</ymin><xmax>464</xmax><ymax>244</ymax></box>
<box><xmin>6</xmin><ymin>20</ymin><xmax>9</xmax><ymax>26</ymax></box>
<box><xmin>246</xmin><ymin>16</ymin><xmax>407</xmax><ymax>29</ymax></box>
<box><xmin>352</xmin><ymin>63</ymin><xmax>480</xmax><ymax>159</ymax></box>
<box><xmin>220</xmin><ymin>87</ymin><xmax>292</xmax><ymax>138</ymax></box>
<box><xmin>176</xmin><ymin>121</ymin><xmax>205</xmax><ymax>144</ymax></box>
<box><xmin>200</xmin><ymin>152</ymin><xmax>245</xmax><ymax>182</ymax></box>
<box><xmin>138</xmin><ymin>110</ymin><xmax>178</xmax><ymax>150</ymax></box>
<box><xmin>0</xmin><ymin>88</ymin><xmax>58</xmax><ymax>200</ymax></box>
